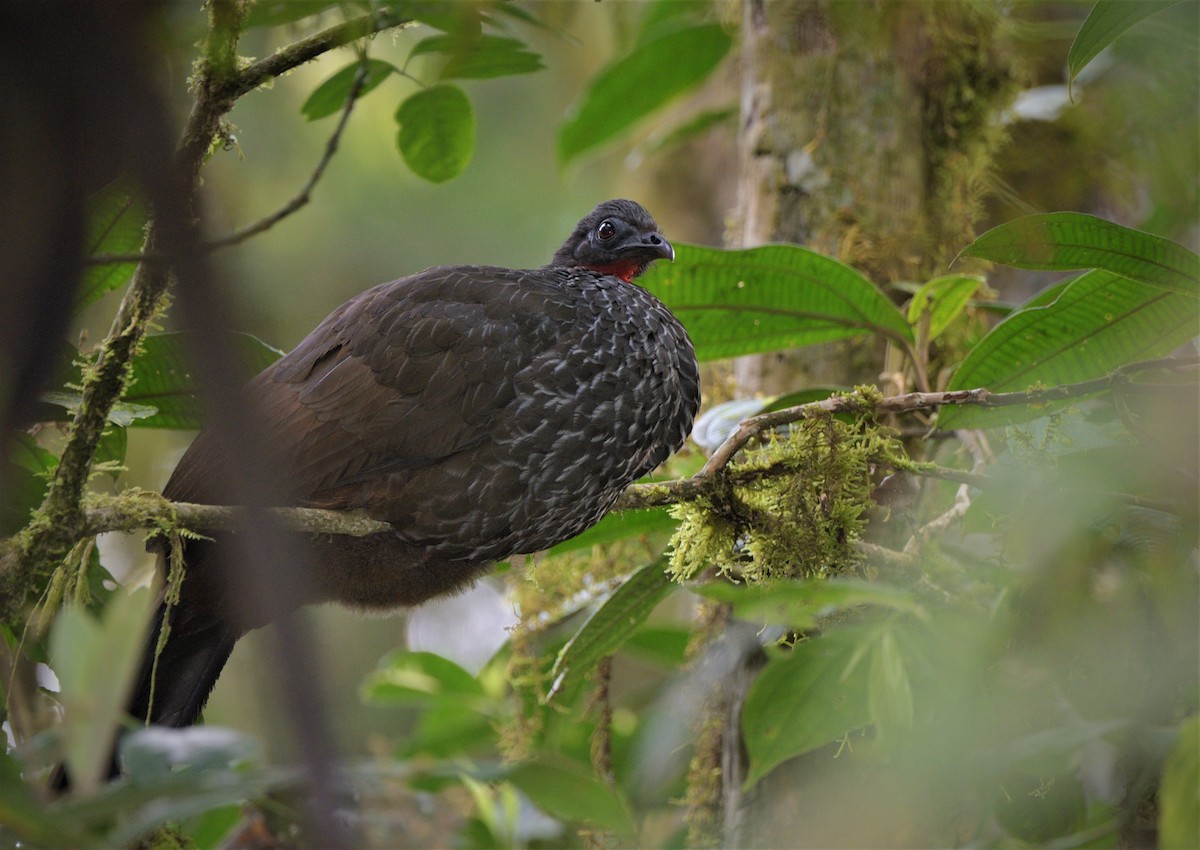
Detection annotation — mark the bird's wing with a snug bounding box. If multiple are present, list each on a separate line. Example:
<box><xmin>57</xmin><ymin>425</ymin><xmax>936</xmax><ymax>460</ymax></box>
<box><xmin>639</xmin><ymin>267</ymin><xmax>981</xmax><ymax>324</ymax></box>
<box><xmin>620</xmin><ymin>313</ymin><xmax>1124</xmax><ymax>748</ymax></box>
<box><xmin>162</xmin><ymin>265</ymin><xmax>572</xmax><ymax>516</ymax></box>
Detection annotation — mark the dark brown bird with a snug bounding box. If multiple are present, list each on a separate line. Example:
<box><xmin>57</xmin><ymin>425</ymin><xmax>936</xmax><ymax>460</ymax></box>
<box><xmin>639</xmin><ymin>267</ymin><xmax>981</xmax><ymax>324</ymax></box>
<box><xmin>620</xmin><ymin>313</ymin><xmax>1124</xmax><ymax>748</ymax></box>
<box><xmin>126</xmin><ymin>199</ymin><xmax>700</xmax><ymax>731</ymax></box>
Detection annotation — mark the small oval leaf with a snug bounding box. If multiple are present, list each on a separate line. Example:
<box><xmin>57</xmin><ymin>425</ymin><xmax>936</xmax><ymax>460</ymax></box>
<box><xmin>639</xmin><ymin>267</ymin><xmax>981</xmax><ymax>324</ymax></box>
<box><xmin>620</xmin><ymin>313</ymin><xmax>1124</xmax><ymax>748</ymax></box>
<box><xmin>394</xmin><ymin>84</ymin><xmax>475</xmax><ymax>183</ymax></box>
<box><xmin>301</xmin><ymin>59</ymin><xmax>396</xmax><ymax>121</ymax></box>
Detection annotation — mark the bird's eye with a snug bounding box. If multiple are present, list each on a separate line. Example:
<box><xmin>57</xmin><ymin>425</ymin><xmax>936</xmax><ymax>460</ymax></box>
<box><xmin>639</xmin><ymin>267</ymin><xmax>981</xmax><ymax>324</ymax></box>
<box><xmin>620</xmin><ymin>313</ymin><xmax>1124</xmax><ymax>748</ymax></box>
<box><xmin>597</xmin><ymin>220</ymin><xmax>616</xmax><ymax>240</ymax></box>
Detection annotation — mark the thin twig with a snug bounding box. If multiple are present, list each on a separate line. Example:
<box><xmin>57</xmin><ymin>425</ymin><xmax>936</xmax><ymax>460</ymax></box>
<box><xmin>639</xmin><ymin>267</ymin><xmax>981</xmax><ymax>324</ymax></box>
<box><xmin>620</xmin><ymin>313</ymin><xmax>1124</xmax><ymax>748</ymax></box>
<box><xmin>207</xmin><ymin>58</ymin><xmax>371</xmax><ymax>250</ymax></box>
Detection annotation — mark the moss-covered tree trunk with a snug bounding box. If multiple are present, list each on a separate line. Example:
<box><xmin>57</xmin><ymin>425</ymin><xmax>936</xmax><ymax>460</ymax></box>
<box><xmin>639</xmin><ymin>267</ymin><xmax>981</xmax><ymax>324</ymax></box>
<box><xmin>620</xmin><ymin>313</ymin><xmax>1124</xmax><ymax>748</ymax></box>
<box><xmin>685</xmin><ymin>2</ymin><xmax>1019</xmax><ymax>846</ymax></box>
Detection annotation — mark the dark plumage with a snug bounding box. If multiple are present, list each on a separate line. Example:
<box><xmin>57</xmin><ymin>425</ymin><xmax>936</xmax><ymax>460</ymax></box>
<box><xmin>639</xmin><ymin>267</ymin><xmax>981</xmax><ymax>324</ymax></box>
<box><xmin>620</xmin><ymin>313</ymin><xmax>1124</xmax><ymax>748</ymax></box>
<box><xmin>126</xmin><ymin>199</ymin><xmax>700</xmax><ymax>734</ymax></box>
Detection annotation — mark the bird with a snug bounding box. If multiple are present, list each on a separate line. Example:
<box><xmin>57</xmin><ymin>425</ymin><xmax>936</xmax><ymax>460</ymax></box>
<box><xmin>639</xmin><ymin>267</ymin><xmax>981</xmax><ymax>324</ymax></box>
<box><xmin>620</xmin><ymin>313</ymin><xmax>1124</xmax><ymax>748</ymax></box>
<box><xmin>123</xmin><ymin>199</ymin><xmax>701</xmax><ymax>734</ymax></box>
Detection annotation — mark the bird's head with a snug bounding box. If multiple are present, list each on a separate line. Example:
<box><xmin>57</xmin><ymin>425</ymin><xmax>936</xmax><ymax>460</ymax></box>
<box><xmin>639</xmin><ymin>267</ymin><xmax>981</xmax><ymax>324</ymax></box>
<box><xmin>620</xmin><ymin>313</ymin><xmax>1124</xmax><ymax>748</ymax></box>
<box><xmin>550</xmin><ymin>199</ymin><xmax>674</xmax><ymax>282</ymax></box>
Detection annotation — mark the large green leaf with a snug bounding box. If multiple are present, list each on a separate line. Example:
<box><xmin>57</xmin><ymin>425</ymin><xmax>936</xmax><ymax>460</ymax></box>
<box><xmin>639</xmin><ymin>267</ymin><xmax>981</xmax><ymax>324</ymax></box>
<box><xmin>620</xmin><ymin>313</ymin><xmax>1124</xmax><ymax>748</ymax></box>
<box><xmin>742</xmin><ymin>627</ymin><xmax>872</xmax><ymax>787</ymax></box>
<box><xmin>125</xmin><ymin>332</ymin><xmax>284</xmax><ymax>429</ymax></box>
<box><xmin>1067</xmin><ymin>1</ymin><xmax>1183</xmax><ymax>90</ymax></box>
<box><xmin>394</xmin><ymin>84</ymin><xmax>474</xmax><ymax>183</ymax></box>
<box><xmin>301</xmin><ymin>59</ymin><xmax>397</xmax><ymax>121</ymax></box>
<box><xmin>940</xmin><ymin>271</ymin><xmax>1199</xmax><ymax>429</ymax></box>
<box><xmin>505</xmin><ymin>756</ymin><xmax>636</xmax><ymax>837</ymax></box>
<box><xmin>963</xmin><ymin>213</ymin><xmax>1199</xmax><ymax>297</ymax></box>
<box><xmin>547</xmin><ymin>560</ymin><xmax>676</xmax><ymax>702</ymax></box>
<box><xmin>79</xmin><ymin>179</ymin><xmax>147</xmax><ymax>310</ymax></box>
<box><xmin>557</xmin><ymin>23</ymin><xmax>731</xmax><ymax>164</ymax></box>
<box><xmin>639</xmin><ymin>243</ymin><xmax>913</xmax><ymax>361</ymax></box>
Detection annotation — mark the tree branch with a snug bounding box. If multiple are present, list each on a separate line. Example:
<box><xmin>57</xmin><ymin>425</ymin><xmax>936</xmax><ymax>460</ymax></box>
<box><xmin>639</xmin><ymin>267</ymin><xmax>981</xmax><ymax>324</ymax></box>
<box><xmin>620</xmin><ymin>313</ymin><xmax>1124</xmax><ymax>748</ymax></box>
<box><xmin>696</xmin><ymin>356</ymin><xmax>1199</xmax><ymax>477</ymax></box>
<box><xmin>53</xmin><ymin>359</ymin><xmax>1195</xmax><ymax>541</ymax></box>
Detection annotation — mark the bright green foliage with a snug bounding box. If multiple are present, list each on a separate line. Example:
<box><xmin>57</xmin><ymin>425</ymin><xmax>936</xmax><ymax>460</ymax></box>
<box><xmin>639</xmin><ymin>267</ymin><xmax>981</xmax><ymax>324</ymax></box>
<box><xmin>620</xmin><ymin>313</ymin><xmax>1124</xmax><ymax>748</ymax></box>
<box><xmin>394</xmin><ymin>84</ymin><xmax>475</xmax><ymax>183</ymax></box>
<box><xmin>548</xmin><ymin>559</ymin><xmax>675</xmax><ymax>702</ymax></box>
<box><xmin>741</xmin><ymin>627</ymin><xmax>873</xmax><ymax>786</ymax></box>
<box><xmin>300</xmin><ymin>59</ymin><xmax>398</xmax><ymax>121</ymax></box>
<box><xmin>639</xmin><ymin>243</ymin><xmax>913</xmax><ymax>362</ymax></box>
<box><xmin>906</xmin><ymin>274</ymin><xmax>984</xmax><ymax>341</ymax></box>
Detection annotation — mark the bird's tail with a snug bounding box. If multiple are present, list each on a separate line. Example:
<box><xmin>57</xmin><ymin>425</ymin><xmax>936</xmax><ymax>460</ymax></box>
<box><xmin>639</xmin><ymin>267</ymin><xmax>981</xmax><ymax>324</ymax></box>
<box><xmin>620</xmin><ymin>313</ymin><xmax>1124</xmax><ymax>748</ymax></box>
<box><xmin>125</xmin><ymin>598</ymin><xmax>239</xmax><ymax>730</ymax></box>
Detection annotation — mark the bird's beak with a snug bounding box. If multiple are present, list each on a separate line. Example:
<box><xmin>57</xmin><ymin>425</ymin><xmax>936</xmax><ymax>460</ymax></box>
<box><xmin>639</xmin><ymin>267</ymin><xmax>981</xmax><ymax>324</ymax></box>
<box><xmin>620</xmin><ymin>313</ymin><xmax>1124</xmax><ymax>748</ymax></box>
<box><xmin>635</xmin><ymin>232</ymin><xmax>674</xmax><ymax>262</ymax></box>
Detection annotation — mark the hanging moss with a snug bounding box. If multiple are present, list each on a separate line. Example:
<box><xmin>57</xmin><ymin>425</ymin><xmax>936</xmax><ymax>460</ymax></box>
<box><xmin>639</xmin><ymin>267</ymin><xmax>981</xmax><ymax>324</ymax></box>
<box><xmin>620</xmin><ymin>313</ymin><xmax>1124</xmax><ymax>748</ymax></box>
<box><xmin>669</xmin><ymin>412</ymin><xmax>906</xmax><ymax>584</ymax></box>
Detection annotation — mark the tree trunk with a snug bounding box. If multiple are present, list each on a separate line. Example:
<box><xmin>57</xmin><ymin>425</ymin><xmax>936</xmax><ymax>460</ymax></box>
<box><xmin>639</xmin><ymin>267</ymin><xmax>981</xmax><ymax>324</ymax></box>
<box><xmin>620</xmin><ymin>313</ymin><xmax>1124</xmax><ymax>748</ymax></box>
<box><xmin>700</xmin><ymin>2</ymin><xmax>1020</xmax><ymax>846</ymax></box>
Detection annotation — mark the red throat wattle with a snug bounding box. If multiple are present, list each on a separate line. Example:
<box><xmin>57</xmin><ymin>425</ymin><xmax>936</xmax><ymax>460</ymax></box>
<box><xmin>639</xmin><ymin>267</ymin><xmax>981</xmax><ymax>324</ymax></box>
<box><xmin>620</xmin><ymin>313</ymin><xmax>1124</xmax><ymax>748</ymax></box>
<box><xmin>586</xmin><ymin>260</ymin><xmax>641</xmax><ymax>283</ymax></box>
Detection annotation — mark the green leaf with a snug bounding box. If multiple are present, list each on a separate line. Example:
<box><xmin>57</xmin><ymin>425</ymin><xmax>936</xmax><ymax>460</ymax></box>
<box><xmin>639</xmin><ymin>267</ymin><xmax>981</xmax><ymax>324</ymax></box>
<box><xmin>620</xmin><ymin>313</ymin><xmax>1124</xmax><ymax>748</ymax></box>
<box><xmin>742</xmin><ymin>627</ymin><xmax>873</xmax><ymax>787</ymax></box>
<box><xmin>301</xmin><ymin>59</ymin><xmax>397</xmax><ymax>121</ymax></box>
<box><xmin>360</xmin><ymin>650</ymin><xmax>485</xmax><ymax>706</ymax></box>
<box><xmin>548</xmin><ymin>507</ymin><xmax>676</xmax><ymax>556</ymax></box>
<box><xmin>402</xmin><ymin>702</ymin><xmax>497</xmax><ymax>759</ymax></box>
<box><xmin>696</xmin><ymin>578</ymin><xmax>925</xmax><ymax>631</ymax></box>
<box><xmin>2</xmin><ymin>434</ymin><xmax>58</xmax><ymax>536</ymax></box>
<box><xmin>505</xmin><ymin>756</ymin><xmax>636</xmax><ymax>836</ymax></box>
<box><xmin>385</xmin><ymin>0</ymin><xmax>483</xmax><ymax>35</ymax></box>
<box><xmin>547</xmin><ymin>560</ymin><xmax>676</xmax><ymax>702</ymax></box>
<box><xmin>79</xmin><ymin>179</ymin><xmax>147</xmax><ymax>310</ymax></box>
<box><xmin>639</xmin><ymin>243</ymin><xmax>913</xmax><ymax>361</ymax></box>
<box><xmin>125</xmin><ymin>332</ymin><xmax>284</xmax><ymax>429</ymax></box>
<box><xmin>1160</xmin><ymin>715</ymin><xmax>1200</xmax><ymax>849</ymax></box>
<box><xmin>394</xmin><ymin>84</ymin><xmax>474</xmax><ymax>183</ymax></box>
<box><xmin>51</xmin><ymin>587</ymin><xmax>154</xmax><ymax>795</ymax></box>
<box><xmin>963</xmin><ymin>213</ymin><xmax>1200</xmax><ymax>297</ymax></box>
<box><xmin>558</xmin><ymin>23</ymin><xmax>732</xmax><ymax>164</ymax></box>
<box><xmin>867</xmin><ymin>627</ymin><xmax>914</xmax><ymax>742</ymax></box>
<box><xmin>0</xmin><ymin>749</ymin><xmax>76</xmax><ymax>846</ymax></box>
<box><xmin>907</xmin><ymin>274</ymin><xmax>984</xmax><ymax>341</ymax></box>
<box><xmin>623</xmin><ymin>625</ymin><xmax>691</xmax><ymax>667</ymax></box>
<box><xmin>636</xmin><ymin>0</ymin><xmax>712</xmax><ymax>46</ymax></box>
<box><xmin>1068</xmin><ymin>1</ymin><xmax>1183</xmax><ymax>91</ymax></box>
<box><xmin>244</xmin><ymin>0</ymin><xmax>339</xmax><ymax>28</ymax></box>
<box><xmin>183</xmin><ymin>803</ymin><xmax>243</xmax><ymax>850</ymax></box>
<box><xmin>39</xmin><ymin>390</ymin><xmax>158</xmax><ymax>427</ymax></box>
<box><xmin>408</xmin><ymin>34</ymin><xmax>544</xmax><ymax>80</ymax></box>
<box><xmin>939</xmin><ymin>270</ymin><xmax>1199</xmax><ymax>429</ymax></box>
